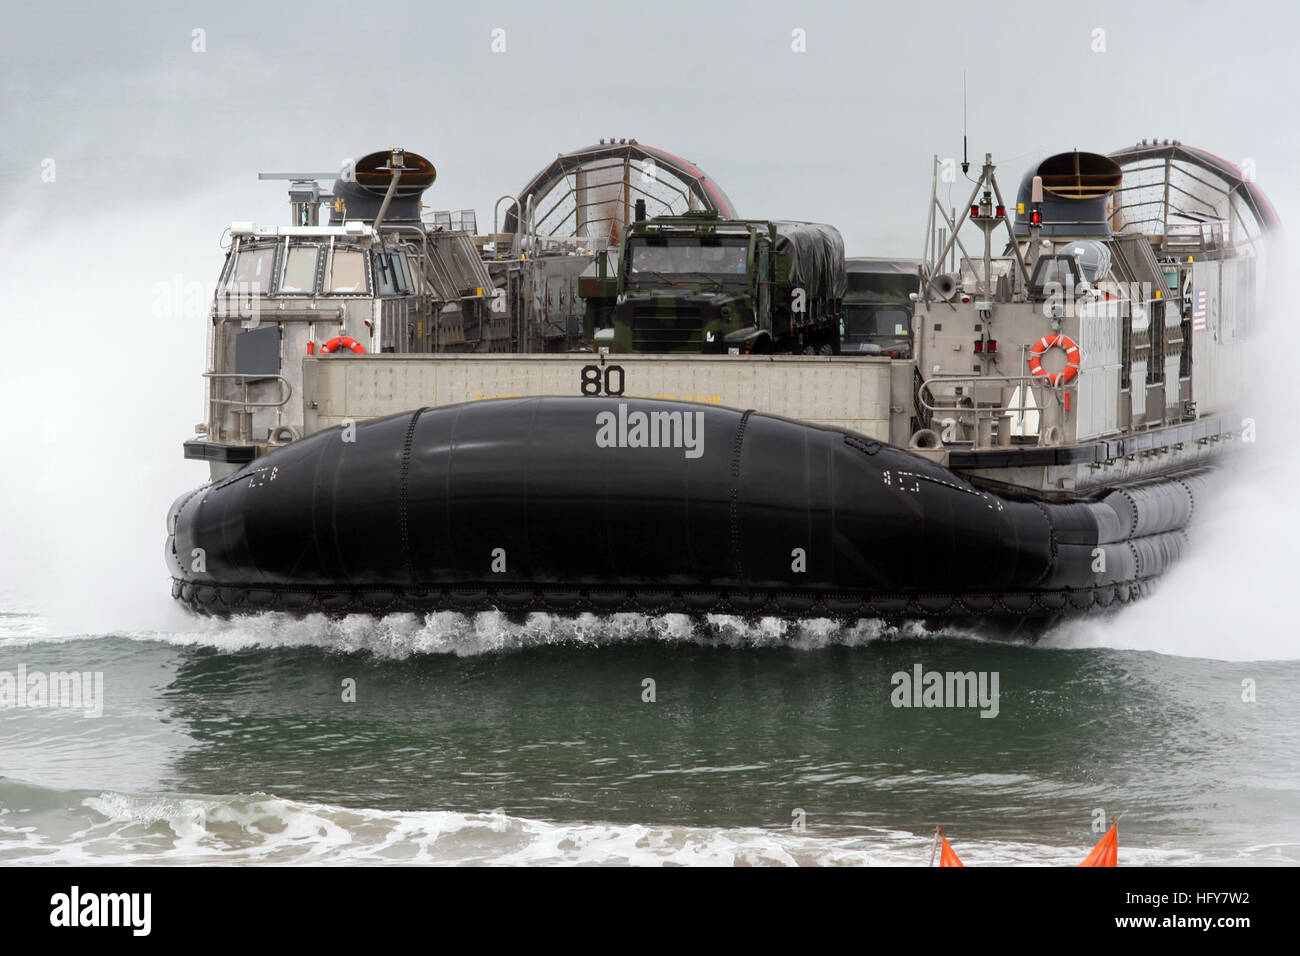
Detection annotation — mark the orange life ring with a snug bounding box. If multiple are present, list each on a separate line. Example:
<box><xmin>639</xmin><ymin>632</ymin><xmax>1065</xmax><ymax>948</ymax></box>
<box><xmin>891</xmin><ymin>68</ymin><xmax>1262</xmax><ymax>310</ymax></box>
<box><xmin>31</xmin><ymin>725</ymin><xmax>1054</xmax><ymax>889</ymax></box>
<box><xmin>320</xmin><ymin>336</ymin><xmax>366</xmax><ymax>354</ymax></box>
<box><xmin>1028</xmin><ymin>333</ymin><xmax>1080</xmax><ymax>387</ymax></box>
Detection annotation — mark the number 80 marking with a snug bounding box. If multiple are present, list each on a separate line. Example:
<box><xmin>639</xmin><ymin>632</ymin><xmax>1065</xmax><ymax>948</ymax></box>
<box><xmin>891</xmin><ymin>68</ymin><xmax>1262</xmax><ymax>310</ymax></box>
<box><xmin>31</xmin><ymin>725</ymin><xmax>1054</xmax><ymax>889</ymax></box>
<box><xmin>580</xmin><ymin>364</ymin><xmax>625</xmax><ymax>396</ymax></box>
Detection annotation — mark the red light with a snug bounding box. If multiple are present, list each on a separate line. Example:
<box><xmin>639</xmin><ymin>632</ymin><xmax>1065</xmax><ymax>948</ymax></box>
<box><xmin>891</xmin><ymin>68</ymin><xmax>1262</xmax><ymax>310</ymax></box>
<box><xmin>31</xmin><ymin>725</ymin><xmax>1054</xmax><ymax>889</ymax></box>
<box><xmin>987</xmin><ymin>340</ymin><xmax>997</xmax><ymax>352</ymax></box>
<box><xmin>1031</xmin><ymin>210</ymin><xmax>1042</xmax><ymax>225</ymax></box>
<box><xmin>970</xmin><ymin>205</ymin><xmax>979</xmax><ymax>218</ymax></box>
<box><xmin>995</xmin><ymin>205</ymin><xmax>1005</xmax><ymax>218</ymax></box>
<box><xmin>973</xmin><ymin>340</ymin><xmax>984</xmax><ymax>353</ymax></box>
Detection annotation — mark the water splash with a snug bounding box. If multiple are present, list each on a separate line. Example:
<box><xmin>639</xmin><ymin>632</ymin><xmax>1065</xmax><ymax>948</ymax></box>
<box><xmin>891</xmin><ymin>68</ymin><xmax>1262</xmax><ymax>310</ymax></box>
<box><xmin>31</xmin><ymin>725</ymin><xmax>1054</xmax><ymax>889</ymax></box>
<box><xmin>0</xmin><ymin>779</ymin><xmax>1229</xmax><ymax>867</ymax></box>
<box><xmin>1</xmin><ymin>606</ymin><xmax>961</xmax><ymax>657</ymax></box>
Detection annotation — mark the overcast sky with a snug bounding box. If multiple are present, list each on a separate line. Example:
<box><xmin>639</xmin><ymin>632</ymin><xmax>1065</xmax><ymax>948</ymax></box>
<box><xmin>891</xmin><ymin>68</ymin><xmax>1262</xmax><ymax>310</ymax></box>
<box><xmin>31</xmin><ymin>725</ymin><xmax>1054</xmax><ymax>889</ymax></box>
<box><xmin>3</xmin><ymin>0</ymin><xmax>1297</xmax><ymax>254</ymax></box>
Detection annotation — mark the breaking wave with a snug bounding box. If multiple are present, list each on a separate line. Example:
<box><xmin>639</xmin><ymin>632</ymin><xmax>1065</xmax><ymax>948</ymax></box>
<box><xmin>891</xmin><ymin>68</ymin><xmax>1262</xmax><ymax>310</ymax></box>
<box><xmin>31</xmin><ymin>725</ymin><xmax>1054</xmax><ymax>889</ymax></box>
<box><xmin>0</xmin><ymin>778</ymin><xmax>1225</xmax><ymax>867</ymax></box>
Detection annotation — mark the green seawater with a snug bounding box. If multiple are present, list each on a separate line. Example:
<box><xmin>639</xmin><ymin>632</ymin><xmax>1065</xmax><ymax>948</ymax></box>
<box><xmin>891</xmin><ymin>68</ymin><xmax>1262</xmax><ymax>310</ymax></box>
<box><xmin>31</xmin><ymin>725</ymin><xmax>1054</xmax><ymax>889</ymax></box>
<box><xmin>2</xmin><ymin>610</ymin><xmax>1295</xmax><ymax>865</ymax></box>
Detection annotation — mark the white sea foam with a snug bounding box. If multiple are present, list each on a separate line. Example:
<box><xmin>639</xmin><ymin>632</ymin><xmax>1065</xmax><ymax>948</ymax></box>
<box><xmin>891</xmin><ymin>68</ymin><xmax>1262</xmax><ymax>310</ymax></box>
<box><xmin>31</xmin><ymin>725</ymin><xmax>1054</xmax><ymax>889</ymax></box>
<box><xmin>0</xmin><ymin>783</ymin><xmax>1248</xmax><ymax>867</ymax></box>
<box><xmin>1</xmin><ymin>607</ymin><xmax>961</xmax><ymax>657</ymax></box>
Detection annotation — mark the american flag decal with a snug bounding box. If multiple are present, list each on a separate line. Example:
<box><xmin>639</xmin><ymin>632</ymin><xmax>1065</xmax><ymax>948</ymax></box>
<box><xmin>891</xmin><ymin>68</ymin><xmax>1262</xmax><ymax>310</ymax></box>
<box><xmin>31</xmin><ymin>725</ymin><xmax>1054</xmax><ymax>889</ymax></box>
<box><xmin>1192</xmin><ymin>289</ymin><xmax>1207</xmax><ymax>332</ymax></box>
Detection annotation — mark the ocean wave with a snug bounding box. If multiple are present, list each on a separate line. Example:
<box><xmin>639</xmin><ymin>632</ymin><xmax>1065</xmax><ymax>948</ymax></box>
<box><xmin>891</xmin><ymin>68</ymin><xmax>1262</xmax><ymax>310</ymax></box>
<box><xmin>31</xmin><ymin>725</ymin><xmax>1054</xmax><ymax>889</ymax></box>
<box><xmin>0</xmin><ymin>779</ymin><xmax>1240</xmax><ymax>867</ymax></box>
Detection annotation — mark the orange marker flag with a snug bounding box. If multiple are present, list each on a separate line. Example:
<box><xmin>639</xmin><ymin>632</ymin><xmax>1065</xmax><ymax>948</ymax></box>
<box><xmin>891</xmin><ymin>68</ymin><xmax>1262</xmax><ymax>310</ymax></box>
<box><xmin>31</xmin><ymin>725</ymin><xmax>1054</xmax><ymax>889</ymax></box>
<box><xmin>1078</xmin><ymin>823</ymin><xmax>1118</xmax><ymax>867</ymax></box>
<box><xmin>939</xmin><ymin>835</ymin><xmax>965</xmax><ymax>867</ymax></box>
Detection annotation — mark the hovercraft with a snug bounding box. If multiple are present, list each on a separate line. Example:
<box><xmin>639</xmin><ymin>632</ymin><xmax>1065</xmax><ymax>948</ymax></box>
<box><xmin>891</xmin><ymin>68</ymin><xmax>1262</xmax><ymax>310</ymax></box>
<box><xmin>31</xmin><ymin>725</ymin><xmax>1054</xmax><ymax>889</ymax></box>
<box><xmin>167</xmin><ymin>141</ymin><xmax>1274</xmax><ymax>638</ymax></box>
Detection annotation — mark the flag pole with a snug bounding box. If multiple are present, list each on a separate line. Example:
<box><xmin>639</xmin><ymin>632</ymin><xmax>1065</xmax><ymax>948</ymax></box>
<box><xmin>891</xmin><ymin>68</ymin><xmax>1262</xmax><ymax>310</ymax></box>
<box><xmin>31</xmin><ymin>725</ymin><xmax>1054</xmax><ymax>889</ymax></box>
<box><xmin>929</xmin><ymin>825</ymin><xmax>942</xmax><ymax>867</ymax></box>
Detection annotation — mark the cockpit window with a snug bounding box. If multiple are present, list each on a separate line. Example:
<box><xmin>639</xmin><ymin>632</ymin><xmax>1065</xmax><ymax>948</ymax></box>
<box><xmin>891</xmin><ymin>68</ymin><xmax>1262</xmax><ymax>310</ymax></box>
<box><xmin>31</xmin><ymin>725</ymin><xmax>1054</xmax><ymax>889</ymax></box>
<box><xmin>393</xmin><ymin>251</ymin><xmax>413</xmax><ymax>293</ymax></box>
<box><xmin>324</xmin><ymin>248</ymin><xmax>368</xmax><ymax>293</ymax></box>
<box><xmin>1029</xmin><ymin>255</ymin><xmax>1083</xmax><ymax>296</ymax></box>
<box><xmin>373</xmin><ymin>250</ymin><xmax>413</xmax><ymax>296</ymax></box>
<box><xmin>224</xmin><ymin>246</ymin><xmax>277</xmax><ymax>294</ymax></box>
<box><xmin>280</xmin><ymin>245</ymin><xmax>320</xmax><ymax>294</ymax></box>
<box><xmin>374</xmin><ymin>251</ymin><xmax>397</xmax><ymax>295</ymax></box>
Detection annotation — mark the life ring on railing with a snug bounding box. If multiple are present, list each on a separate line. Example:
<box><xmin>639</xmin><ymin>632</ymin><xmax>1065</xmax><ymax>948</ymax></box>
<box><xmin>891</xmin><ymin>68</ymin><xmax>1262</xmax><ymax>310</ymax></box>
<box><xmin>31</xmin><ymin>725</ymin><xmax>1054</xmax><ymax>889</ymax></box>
<box><xmin>1028</xmin><ymin>334</ymin><xmax>1080</xmax><ymax>387</ymax></box>
<box><xmin>320</xmin><ymin>336</ymin><xmax>365</xmax><ymax>354</ymax></box>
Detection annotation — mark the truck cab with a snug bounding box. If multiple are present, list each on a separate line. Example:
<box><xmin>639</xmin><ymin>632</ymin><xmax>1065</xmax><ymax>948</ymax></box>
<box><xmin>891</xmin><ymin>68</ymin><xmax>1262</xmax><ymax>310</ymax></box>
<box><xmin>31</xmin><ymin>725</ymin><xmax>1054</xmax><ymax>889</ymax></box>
<box><xmin>841</xmin><ymin>257</ymin><xmax>920</xmax><ymax>358</ymax></box>
<box><xmin>594</xmin><ymin>211</ymin><xmax>845</xmax><ymax>355</ymax></box>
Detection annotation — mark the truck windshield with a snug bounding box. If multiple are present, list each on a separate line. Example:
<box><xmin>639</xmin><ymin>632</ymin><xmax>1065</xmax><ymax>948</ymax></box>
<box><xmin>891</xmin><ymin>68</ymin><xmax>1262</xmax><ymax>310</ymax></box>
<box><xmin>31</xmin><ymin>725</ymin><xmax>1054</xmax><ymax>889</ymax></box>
<box><xmin>628</xmin><ymin>239</ymin><xmax>748</xmax><ymax>279</ymax></box>
<box><xmin>845</xmin><ymin>305</ymin><xmax>910</xmax><ymax>339</ymax></box>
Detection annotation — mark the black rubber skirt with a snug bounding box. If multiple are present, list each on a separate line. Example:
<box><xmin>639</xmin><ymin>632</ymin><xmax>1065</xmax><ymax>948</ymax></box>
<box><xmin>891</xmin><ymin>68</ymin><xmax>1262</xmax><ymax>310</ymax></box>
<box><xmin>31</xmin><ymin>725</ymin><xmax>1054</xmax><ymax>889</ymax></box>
<box><xmin>166</xmin><ymin>397</ymin><xmax>1202</xmax><ymax>636</ymax></box>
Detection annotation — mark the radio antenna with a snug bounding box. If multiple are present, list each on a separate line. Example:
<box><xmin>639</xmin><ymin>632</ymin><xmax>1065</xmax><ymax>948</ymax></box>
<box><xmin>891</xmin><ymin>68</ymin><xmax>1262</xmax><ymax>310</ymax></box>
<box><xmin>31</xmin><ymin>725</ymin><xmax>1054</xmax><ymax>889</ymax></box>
<box><xmin>961</xmin><ymin>70</ymin><xmax>970</xmax><ymax>175</ymax></box>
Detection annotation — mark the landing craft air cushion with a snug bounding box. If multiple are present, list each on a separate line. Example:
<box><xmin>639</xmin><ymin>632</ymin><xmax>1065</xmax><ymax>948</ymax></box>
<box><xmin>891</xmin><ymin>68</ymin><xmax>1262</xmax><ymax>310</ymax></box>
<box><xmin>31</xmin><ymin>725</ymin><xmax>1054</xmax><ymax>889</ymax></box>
<box><xmin>166</xmin><ymin>140</ymin><xmax>1275</xmax><ymax>637</ymax></box>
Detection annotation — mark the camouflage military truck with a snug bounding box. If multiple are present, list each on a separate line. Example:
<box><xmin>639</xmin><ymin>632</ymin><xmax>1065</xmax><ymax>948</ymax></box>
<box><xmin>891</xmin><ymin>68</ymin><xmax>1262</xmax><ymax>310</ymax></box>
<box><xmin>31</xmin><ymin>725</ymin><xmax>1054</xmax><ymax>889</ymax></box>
<box><xmin>840</xmin><ymin>257</ymin><xmax>921</xmax><ymax>358</ymax></box>
<box><xmin>590</xmin><ymin>211</ymin><xmax>846</xmax><ymax>354</ymax></box>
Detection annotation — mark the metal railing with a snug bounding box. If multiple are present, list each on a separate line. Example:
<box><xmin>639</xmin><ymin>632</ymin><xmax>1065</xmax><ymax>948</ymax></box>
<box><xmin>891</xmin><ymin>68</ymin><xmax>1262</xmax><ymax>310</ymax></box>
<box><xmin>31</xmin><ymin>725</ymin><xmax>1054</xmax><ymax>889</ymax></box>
<box><xmin>203</xmin><ymin>372</ymin><xmax>293</xmax><ymax>444</ymax></box>
<box><xmin>919</xmin><ymin>371</ymin><xmax>1054</xmax><ymax>449</ymax></box>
